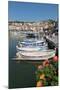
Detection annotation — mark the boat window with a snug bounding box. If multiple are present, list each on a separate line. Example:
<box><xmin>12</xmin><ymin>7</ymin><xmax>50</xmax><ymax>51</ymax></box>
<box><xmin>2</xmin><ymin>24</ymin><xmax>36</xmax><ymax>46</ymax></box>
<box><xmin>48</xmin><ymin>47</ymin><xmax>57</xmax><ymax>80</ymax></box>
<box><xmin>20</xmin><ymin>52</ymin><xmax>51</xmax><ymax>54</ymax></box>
<box><xmin>26</xmin><ymin>33</ymin><xmax>36</xmax><ymax>38</ymax></box>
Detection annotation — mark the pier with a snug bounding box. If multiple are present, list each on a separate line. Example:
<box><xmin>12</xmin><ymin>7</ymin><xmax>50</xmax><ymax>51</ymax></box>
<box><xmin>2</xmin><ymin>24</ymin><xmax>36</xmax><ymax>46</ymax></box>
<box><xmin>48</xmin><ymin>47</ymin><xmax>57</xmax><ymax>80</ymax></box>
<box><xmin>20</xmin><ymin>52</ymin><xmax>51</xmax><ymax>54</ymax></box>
<box><xmin>45</xmin><ymin>35</ymin><xmax>58</xmax><ymax>56</ymax></box>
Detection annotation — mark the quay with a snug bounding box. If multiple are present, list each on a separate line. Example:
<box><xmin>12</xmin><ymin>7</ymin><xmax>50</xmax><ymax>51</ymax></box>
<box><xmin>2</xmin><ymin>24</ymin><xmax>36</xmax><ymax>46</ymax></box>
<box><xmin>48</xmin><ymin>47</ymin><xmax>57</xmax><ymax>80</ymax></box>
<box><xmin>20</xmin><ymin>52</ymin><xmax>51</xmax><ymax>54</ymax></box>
<box><xmin>45</xmin><ymin>35</ymin><xmax>58</xmax><ymax>56</ymax></box>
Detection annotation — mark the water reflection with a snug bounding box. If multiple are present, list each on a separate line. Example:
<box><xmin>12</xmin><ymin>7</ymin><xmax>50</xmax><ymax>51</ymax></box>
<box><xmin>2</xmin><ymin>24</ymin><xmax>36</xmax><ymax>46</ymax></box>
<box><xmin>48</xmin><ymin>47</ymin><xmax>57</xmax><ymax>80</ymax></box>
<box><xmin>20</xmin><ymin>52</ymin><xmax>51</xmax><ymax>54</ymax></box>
<box><xmin>9</xmin><ymin>30</ymin><xmax>36</xmax><ymax>88</ymax></box>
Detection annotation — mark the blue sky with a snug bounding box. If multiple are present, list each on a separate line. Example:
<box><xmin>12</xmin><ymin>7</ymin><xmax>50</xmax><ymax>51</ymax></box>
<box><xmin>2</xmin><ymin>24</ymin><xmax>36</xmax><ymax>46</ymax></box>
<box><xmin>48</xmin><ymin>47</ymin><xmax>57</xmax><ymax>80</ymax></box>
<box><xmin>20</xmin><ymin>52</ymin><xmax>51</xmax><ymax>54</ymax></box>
<box><xmin>8</xmin><ymin>1</ymin><xmax>58</xmax><ymax>21</ymax></box>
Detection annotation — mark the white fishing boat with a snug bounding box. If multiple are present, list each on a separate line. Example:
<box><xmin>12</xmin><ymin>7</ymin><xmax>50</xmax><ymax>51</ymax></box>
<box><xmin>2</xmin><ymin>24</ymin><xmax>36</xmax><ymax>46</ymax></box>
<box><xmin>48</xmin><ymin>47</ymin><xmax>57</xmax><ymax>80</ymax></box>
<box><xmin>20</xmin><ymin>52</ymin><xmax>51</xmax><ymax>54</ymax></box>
<box><xmin>16</xmin><ymin>39</ymin><xmax>48</xmax><ymax>52</ymax></box>
<box><xmin>16</xmin><ymin>32</ymin><xmax>56</xmax><ymax>60</ymax></box>
<box><xmin>16</xmin><ymin>50</ymin><xmax>56</xmax><ymax>60</ymax></box>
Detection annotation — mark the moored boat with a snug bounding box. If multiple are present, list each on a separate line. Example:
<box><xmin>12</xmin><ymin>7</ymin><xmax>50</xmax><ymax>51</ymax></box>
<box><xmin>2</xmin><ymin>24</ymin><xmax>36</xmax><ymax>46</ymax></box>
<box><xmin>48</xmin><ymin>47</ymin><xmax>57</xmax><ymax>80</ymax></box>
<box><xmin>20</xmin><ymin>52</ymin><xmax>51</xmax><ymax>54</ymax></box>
<box><xmin>16</xmin><ymin>50</ymin><xmax>56</xmax><ymax>60</ymax></box>
<box><xmin>16</xmin><ymin>32</ymin><xmax>56</xmax><ymax>60</ymax></box>
<box><xmin>16</xmin><ymin>39</ymin><xmax>48</xmax><ymax>52</ymax></box>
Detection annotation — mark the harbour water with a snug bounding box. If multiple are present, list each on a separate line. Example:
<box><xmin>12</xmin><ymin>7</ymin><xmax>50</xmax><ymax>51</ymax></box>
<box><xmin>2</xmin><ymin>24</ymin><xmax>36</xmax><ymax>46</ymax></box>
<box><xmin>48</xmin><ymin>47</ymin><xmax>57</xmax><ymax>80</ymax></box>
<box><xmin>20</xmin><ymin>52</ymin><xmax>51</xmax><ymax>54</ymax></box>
<box><xmin>9</xmin><ymin>31</ymin><xmax>36</xmax><ymax>88</ymax></box>
<box><xmin>9</xmin><ymin>30</ymin><xmax>57</xmax><ymax>88</ymax></box>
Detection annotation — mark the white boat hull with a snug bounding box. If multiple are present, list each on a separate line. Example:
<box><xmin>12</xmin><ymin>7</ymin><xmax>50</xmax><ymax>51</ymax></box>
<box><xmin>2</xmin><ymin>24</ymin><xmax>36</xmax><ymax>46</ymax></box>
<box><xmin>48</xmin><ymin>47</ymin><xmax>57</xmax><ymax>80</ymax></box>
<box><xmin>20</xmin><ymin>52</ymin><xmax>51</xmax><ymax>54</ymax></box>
<box><xmin>16</xmin><ymin>45</ymin><xmax>48</xmax><ymax>52</ymax></box>
<box><xmin>16</xmin><ymin>50</ymin><xmax>55</xmax><ymax>60</ymax></box>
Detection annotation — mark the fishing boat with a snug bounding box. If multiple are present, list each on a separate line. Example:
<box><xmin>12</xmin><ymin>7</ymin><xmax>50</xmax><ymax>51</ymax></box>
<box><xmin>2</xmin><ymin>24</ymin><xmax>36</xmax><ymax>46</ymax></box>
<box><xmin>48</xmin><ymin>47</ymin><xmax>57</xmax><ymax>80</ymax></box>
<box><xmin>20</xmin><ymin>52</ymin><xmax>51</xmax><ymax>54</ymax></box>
<box><xmin>16</xmin><ymin>50</ymin><xmax>55</xmax><ymax>60</ymax></box>
<box><xmin>16</xmin><ymin>39</ymin><xmax>48</xmax><ymax>52</ymax></box>
<box><xmin>16</xmin><ymin>32</ymin><xmax>56</xmax><ymax>60</ymax></box>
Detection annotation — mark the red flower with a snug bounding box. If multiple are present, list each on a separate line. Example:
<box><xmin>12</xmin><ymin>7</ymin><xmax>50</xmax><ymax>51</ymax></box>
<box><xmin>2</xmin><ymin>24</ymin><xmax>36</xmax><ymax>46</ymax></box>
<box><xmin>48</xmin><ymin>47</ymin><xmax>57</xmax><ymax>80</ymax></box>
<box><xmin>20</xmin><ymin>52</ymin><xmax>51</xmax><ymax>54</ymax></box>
<box><xmin>53</xmin><ymin>56</ymin><xmax>58</xmax><ymax>62</ymax></box>
<box><xmin>43</xmin><ymin>59</ymin><xmax>49</xmax><ymax>67</ymax></box>
<box><xmin>38</xmin><ymin>65</ymin><xmax>43</xmax><ymax>70</ymax></box>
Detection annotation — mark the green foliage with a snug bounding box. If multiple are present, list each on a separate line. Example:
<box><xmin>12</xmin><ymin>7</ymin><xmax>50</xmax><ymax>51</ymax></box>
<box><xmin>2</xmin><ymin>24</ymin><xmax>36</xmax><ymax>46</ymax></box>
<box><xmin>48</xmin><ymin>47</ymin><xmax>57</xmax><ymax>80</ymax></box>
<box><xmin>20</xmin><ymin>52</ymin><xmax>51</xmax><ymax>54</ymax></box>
<box><xmin>35</xmin><ymin>58</ymin><xmax>58</xmax><ymax>86</ymax></box>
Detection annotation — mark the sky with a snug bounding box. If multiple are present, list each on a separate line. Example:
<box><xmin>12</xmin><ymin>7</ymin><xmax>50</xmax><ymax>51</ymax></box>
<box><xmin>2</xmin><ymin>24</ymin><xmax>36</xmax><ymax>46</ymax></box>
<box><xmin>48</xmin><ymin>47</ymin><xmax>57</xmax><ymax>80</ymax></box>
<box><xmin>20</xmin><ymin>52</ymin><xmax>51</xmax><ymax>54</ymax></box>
<box><xmin>8</xmin><ymin>1</ymin><xmax>58</xmax><ymax>22</ymax></box>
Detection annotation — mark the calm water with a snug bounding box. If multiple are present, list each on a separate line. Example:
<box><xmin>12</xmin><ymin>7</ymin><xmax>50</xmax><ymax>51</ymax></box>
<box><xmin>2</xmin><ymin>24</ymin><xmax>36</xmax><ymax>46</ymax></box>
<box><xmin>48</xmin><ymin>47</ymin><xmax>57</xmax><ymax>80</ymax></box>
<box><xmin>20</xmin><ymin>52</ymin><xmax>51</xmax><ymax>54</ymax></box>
<box><xmin>9</xmin><ymin>31</ymin><xmax>36</xmax><ymax>88</ymax></box>
<box><xmin>9</xmin><ymin>30</ymin><xmax>58</xmax><ymax>88</ymax></box>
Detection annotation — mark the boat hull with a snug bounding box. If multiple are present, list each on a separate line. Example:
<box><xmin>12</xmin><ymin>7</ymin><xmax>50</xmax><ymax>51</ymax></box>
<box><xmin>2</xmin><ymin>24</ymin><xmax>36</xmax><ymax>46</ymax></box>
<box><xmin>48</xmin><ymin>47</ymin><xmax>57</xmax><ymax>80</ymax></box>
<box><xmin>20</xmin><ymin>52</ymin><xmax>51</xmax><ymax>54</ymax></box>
<box><xmin>16</xmin><ymin>50</ymin><xmax>56</xmax><ymax>60</ymax></box>
<box><xmin>16</xmin><ymin>45</ymin><xmax>48</xmax><ymax>52</ymax></box>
